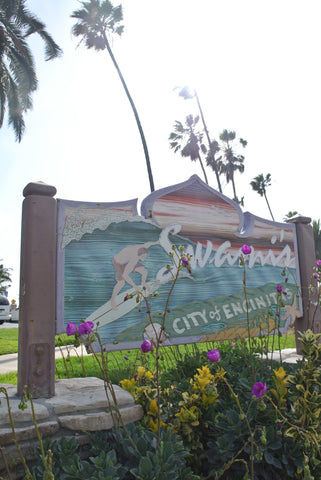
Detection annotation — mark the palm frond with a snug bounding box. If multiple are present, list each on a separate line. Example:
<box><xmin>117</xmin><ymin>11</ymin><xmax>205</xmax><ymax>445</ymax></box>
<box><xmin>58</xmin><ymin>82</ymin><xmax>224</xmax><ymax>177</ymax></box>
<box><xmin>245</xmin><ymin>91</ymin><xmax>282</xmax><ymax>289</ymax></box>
<box><xmin>7</xmin><ymin>75</ymin><xmax>26</xmax><ymax>142</ymax></box>
<box><xmin>36</xmin><ymin>30</ymin><xmax>62</xmax><ymax>60</ymax></box>
<box><xmin>0</xmin><ymin>83</ymin><xmax>6</xmax><ymax>127</ymax></box>
<box><xmin>0</xmin><ymin>0</ymin><xmax>61</xmax><ymax>141</ymax></box>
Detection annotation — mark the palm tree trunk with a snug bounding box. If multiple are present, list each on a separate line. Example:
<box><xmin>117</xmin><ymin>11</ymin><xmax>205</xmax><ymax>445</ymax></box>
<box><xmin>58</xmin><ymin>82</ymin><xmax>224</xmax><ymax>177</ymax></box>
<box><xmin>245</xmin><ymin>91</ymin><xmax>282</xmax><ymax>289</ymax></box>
<box><xmin>102</xmin><ymin>32</ymin><xmax>155</xmax><ymax>192</ymax></box>
<box><xmin>264</xmin><ymin>192</ymin><xmax>275</xmax><ymax>221</ymax></box>
<box><xmin>197</xmin><ymin>153</ymin><xmax>209</xmax><ymax>184</ymax></box>
<box><xmin>194</xmin><ymin>90</ymin><xmax>222</xmax><ymax>193</ymax></box>
<box><xmin>231</xmin><ymin>177</ymin><xmax>237</xmax><ymax>201</ymax></box>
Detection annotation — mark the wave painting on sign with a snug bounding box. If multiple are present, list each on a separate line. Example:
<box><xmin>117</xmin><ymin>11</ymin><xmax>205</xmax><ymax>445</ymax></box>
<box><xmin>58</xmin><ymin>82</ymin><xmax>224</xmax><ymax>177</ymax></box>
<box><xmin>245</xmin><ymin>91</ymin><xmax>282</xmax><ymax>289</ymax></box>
<box><xmin>56</xmin><ymin>176</ymin><xmax>301</xmax><ymax>351</ymax></box>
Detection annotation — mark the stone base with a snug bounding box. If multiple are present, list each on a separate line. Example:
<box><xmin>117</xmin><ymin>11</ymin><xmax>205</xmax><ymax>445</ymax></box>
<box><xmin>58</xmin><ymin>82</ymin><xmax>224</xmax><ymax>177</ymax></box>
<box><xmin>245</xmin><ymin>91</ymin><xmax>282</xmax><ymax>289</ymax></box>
<box><xmin>0</xmin><ymin>378</ymin><xmax>143</xmax><ymax>478</ymax></box>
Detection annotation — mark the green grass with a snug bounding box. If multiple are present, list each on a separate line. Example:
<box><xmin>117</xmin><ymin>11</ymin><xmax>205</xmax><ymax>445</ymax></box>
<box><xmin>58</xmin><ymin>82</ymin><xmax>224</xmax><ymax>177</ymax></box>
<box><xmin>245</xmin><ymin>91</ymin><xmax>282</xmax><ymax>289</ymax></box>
<box><xmin>0</xmin><ymin>329</ymin><xmax>75</xmax><ymax>355</ymax></box>
<box><xmin>0</xmin><ymin>327</ymin><xmax>296</xmax><ymax>357</ymax></box>
<box><xmin>0</xmin><ymin>371</ymin><xmax>18</xmax><ymax>385</ymax></box>
<box><xmin>0</xmin><ymin>331</ymin><xmax>297</xmax><ymax>387</ymax></box>
<box><xmin>0</xmin><ymin>328</ymin><xmax>19</xmax><ymax>355</ymax></box>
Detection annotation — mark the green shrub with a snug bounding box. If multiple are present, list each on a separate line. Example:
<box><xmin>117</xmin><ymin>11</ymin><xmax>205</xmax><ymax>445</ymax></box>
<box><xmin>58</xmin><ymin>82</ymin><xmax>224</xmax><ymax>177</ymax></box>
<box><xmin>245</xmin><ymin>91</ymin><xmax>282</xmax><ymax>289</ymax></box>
<box><xmin>30</xmin><ymin>424</ymin><xmax>197</xmax><ymax>480</ymax></box>
<box><xmin>113</xmin><ymin>423</ymin><xmax>199</xmax><ymax>480</ymax></box>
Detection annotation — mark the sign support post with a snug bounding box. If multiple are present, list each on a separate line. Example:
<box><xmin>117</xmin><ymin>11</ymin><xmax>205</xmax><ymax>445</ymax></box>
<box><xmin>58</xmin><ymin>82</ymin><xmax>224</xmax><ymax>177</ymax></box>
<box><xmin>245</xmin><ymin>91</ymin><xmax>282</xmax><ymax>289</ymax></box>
<box><xmin>288</xmin><ymin>215</ymin><xmax>321</xmax><ymax>352</ymax></box>
<box><xmin>18</xmin><ymin>182</ymin><xmax>57</xmax><ymax>398</ymax></box>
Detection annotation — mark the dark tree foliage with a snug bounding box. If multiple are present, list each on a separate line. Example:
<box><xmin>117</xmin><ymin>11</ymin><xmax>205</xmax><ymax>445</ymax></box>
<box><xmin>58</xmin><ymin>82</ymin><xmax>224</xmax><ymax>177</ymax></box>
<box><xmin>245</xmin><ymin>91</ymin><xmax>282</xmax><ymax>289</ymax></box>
<box><xmin>0</xmin><ymin>0</ymin><xmax>62</xmax><ymax>141</ymax></box>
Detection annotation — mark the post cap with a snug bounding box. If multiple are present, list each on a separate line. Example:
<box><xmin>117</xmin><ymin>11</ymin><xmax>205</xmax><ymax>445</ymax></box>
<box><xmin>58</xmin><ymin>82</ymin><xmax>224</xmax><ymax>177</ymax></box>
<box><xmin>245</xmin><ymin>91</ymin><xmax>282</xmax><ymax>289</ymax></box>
<box><xmin>286</xmin><ymin>215</ymin><xmax>312</xmax><ymax>225</ymax></box>
<box><xmin>23</xmin><ymin>181</ymin><xmax>57</xmax><ymax>198</ymax></box>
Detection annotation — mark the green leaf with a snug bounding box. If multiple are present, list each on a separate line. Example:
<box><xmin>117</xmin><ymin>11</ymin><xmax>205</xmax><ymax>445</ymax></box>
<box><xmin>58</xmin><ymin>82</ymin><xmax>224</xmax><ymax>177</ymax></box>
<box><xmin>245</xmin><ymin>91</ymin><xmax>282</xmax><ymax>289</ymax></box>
<box><xmin>138</xmin><ymin>456</ymin><xmax>154</xmax><ymax>477</ymax></box>
<box><xmin>263</xmin><ymin>451</ymin><xmax>282</xmax><ymax>469</ymax></box>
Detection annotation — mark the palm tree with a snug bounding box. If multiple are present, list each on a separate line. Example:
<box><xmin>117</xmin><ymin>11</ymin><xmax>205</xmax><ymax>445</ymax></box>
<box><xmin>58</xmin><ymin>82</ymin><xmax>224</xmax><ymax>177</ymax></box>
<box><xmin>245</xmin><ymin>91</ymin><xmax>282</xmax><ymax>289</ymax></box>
<box><xmin>205</xmin><ymin>131</ymin><xmax>247</xmax><ymax>204</ymax></box>
<box><xmin>0</xmin><ymin>261</ymin><xmax>11</xmax><ymax>294</ymax></box>
<box><xmin>283</xmin><ymin>211</ymin><xmax>299</xmax><ymax>221</ymax></box>
<box><xmin>312</xmin><ymin>219</ymin><xmax>321</xmax><ymax>260</ymax></box>
<box><xmin>71</xmin><ymin>0</ymin><xmax>155</xmax><ymax>192</ymax></box>
<box><xmin>169</xmin><ymin>114</ymin><xmax>209</xmax><ymax>184</ymax></box>
<box><xmin>250</xmin><ymin>173</ymin><xmax>275</xmax><ymax>221</ymax></box>
<box><xmin>0</xmin><ymin>0</ymin><xmax>62</xmax><ymax>141</ymax></box>
<box><xmin>176</xmin><ymin>86</ymin><xmax>222</xmax><ymax>192</ymax></box>
<box><xmin>214</xmin><ymin>129</ymin><xmax>247</xmax><ymax>204</ymax></box>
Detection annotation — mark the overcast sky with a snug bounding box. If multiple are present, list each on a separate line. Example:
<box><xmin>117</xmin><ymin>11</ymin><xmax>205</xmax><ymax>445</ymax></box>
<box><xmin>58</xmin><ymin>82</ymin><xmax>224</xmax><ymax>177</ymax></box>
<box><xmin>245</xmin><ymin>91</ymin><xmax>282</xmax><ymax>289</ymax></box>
<box><xmin>1</xmin><ymin>0</ymin><xmax>320</xmax><ymax>301</ymax></box>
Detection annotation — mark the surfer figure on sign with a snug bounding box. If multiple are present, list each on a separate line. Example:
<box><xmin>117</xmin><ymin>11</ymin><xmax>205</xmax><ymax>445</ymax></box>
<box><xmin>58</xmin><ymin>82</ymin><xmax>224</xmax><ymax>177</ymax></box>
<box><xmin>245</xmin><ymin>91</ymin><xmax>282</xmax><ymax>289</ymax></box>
<box><xmin>110</xmin><ymin>240</ymin><xmax>159</xmax><ymax>309</ymax></box>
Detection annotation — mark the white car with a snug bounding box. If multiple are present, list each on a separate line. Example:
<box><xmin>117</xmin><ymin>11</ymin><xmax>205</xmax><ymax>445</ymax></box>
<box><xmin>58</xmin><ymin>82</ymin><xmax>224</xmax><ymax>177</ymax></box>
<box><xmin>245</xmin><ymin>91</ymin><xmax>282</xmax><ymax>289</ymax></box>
<box><xmin>0</xmin><ymin>295</ymin><xmax>11</xmax><ymax>324</ymax></box>
<box><xmin>11</xmin><ymin>307</ymin><xmax>19</xmax><ymax>322</ymax></box>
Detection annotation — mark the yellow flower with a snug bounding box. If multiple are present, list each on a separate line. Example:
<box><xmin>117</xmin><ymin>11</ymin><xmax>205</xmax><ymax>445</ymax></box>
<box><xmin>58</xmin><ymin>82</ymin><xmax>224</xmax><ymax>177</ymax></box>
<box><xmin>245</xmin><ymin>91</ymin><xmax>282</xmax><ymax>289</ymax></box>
<box><xmin>145</xmin><ymin>370</ymin><xmax>154</xmax><ymax>380</ymax></box>
<box><xmin>271</xmin><ymin>366</ymin><xmax>288</xmax><ymax>408</ymax></box>
<box><xmin>273</xmin><ymin>366</ymin><xmax>288</xmax><ymax>383</ymax></box>
<box><xmin>198</xmin><ymin>365</ymin><xmax>211</xmax><ymax>376</ymax></box>
<box><xmin>214</xmin><ymin>366</ymin><xmax>226</xmax><ymax>382</ymax></box>
<box><xmin>196</xmin><ymin>375</ymin><xmax>211</xmax><ymax>390</ymax></box>
<box><xmin>137</xmin><ymin>366</ymin><xmax>146</xmax><ymax>378</ymax></box>
<box><xmin>176</xmin><ymin>405</ymin><xmax>199</xmax><ymax>426</ymax></box>
<box><xmin>148</xmin><ymin>418</ymin><xmax>158</xmax><ymax>433</ymax></box>
<box><xmin>190</xmin><ymin>393</ymin><xmax>199</xmax><ymax>402</ymax></box>
<box><xmin>147</xmin><ymin>399</ymin><xmax>158</xmax><ymax>417</ymax></box>
<box><xmin>120</xmin><ymin>378</ymin><xmax>136</xmax><ymax>395</ymax></box>
<box><xmin>147</xmin><ymin>417</ymin><xmax>167</xmax><ymax>433</ymax></box>
<box><xmin>201</xmin><ymin>391</ymin><xmax>218</xmax><ymax>406</ymax></box>
<box><xmin>193</xmin><ymin>365</ymin><xmax>214</xmax><ymax>391</ymax></box>
<box><xmin>181</xmin><ymin>391</ymin><xmax>190</xmax><ymax>403</ymax></box>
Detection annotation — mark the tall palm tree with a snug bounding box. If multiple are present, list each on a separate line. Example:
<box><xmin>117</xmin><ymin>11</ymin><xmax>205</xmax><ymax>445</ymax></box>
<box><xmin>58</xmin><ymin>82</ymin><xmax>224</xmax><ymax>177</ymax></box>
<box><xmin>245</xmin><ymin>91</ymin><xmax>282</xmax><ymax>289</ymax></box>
<box><xmin>71</xmin><ymin>0</ymin><xmax>155</xmax><ymax>192</ymax></box>
<box><xmin>205</xmin><ymin>130</ymin><xmax>247</xmax><ymax>204</ymax></box>
<box><xmin>214</xmin><ymin>130</ymin><xmax>247</xmax><ymax>203</ymax></box>
<box><xmin>0</xmin><ymin>0</ymin><xmax>62</xmax><ymax>141</ymax></box>
<box><xmin>169</xmin><ymin>114</ymin><xmax>208</xmax><ymax>184</ymax></box>
<box><xmin>0</xmin><ymin>261</ymin><xmax>11</xmax><ymax>294</ymax></box>
<box><xmin>177</xmin><ymin>86</ymin><xmax>222</xmax><ymax>192</ymax></box>
<box><xmin>250</xmin><ymin>173</ymin><xmax>275</xmax><ymax>221</ymax></box>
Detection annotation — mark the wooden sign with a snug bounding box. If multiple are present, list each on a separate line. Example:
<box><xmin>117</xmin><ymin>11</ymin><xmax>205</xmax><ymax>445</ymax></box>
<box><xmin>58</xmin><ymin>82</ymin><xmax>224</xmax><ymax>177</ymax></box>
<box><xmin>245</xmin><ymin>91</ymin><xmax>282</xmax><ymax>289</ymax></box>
<box><xmin>56</xmin><ymin>176</ymin><xmax>301</xmax><ymax>351</ymax></box>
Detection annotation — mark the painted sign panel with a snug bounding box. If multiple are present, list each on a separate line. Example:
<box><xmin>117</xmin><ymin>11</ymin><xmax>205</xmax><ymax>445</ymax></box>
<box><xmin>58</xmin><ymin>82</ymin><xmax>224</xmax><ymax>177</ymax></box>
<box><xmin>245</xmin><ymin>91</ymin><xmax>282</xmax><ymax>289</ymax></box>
<box><xmin>56</xmin><ymin>176</ymin><xmax>301</xmax><ymax>351</ymax></box>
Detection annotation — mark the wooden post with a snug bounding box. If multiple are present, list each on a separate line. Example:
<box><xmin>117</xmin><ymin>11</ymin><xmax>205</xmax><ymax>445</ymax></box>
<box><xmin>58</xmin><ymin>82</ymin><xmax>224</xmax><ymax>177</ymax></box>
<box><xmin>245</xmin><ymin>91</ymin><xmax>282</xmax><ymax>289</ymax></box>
<box><xmin>288</xmin><ymin>216</ymin><xmax>321</xmax><ymax>352</ymax></box>
<box><xmin>17</xmin><ymin>182</ymin><xmax>57</xmax><ymax>398</ymax></box>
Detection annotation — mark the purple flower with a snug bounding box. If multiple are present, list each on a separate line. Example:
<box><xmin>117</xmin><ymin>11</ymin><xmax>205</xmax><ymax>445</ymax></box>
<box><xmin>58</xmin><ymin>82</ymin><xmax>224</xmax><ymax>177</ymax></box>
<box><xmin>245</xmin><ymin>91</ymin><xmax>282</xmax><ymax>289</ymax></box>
<box><xmin>141</xmin><ymin>339</ymin><xmax>152</xmax><ymax>353</ymax></box>
<box><xmin>207</xmin><ymin>349</ymin><xmax>220</xmax><ymax>362</ymax></box>
<box><xmin>232</xmin><ymin>342</ymin><xmax>236</xmax><ymax>348</ymax></box>
<box><xmin>276</xmin><ymin>285</ymin><xmax>283</xmax><ymax>293</ymax></box>
<box><xmin>182</xmin><ymin>257</ymin><xmax>192</xmax><ymax>273</ymax></box>
<box><xmin>314</xmin><ymin>274</ymin><xmax>319</xmax><ymax>279</ymax></box>
<box><xmin>66</xmin><ymin>322</ymin><xmax>77</xmax><ymax>336</ymax></box>
<box><xmin>124</xmin><ymin>293</ymin><xmax>129</xmax><ymax>302</ymax></box>
<box><xmin>317</xmin><ymin>260</ymin><xmax>321</xmax><ymax>266</ymax></box>
<box><xmin>124</xmin><ymin>356</ymin><xmax>128</xmax><ymax>360</ymax></box>
<box><xmin>252</xmin><ymin>382</ymin><xmax>267</xmax><ymax>398</ymax></box>
<box><xmin>241</xmin><ymin>245</ymin><xmax>252</xmax><ymax>255</ymax></box>
<box><xmin>78</xmin><ymin>321</ymin><xmax>94</xmax><ymax>335</ymax></box>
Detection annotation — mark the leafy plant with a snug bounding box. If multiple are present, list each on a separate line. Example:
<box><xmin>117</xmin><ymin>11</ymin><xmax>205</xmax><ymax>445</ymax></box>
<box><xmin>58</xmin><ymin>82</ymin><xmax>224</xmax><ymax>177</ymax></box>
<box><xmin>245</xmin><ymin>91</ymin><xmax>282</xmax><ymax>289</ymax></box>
<box><xmin>114</xmin><ymin>423</ymin><xmax>198</xmax><ymax>480</ymax></box>
<box><xmin>29</xmin><ymin>425</ymin><xmax>198</xmax><ymax>480</ymax></box>
<box><xmin>285</xmin><ymin>330</ymin><xmax>321</xmax><ymax>478</ymax></box>
<box><xmin>4</xmin><ymin>248</ymin><xmax>321</xmax><ymax>480</ymax></box>
<box><xmin>31</xmin><ymin>437</ymin><xmax>79</xmax><ymax>479</ymax></box>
